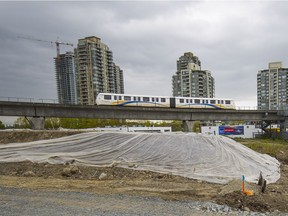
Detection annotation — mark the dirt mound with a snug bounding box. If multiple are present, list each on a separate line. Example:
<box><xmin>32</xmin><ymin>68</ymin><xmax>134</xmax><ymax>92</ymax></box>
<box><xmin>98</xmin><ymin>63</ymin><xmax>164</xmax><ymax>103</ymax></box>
<box><xmin>0</xmin><ymin>130</ymin><xmax>287</xmax><ymax>213</ymax></box>
<box><xmin>0</xmin><ymin>161</ymin><xmax>194</xmax><ymax>181</ymax></box>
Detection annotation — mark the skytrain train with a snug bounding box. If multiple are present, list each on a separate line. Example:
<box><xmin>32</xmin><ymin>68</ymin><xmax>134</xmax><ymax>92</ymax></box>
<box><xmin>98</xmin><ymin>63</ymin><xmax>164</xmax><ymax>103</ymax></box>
<box><xmin>96</xmin><ymin>93</ymin><xmax>236</xmax><ymax>110</ymax></box>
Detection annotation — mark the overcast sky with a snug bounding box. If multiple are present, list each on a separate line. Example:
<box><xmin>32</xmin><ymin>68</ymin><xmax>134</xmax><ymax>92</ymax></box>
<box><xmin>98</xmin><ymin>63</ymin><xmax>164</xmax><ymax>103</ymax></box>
<box><xmin>1</xmin><ymin>0</ymin><xmax>288</xmax><ymax>121</ymax></box>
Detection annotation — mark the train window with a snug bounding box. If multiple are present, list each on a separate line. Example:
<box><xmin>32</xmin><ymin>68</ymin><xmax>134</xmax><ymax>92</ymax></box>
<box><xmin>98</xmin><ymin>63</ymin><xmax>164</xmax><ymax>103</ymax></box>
<box><xmin>124</xmin><ymin>96</ymin><xmax>131</xmax><ymax>101</ymax></box>
<box><xmin>195</xmin><ymin>99</ymin><xmax>200</xmax><ymax>103</ymax></box>
<box><xmin>114</xmin><ymin>96</ymin><xmax>117</xmax><ymax>100</ymax></box>
<box><xmin>161</xmin><ymin>98</ymin><xmax>166</xmax><ymax>102</ymax></box>
<box><xmin>210</xmin><ymin>100</ymin><xmax>216</xmax><ymax>104</ymax></box>
<box><xmin>138</xmin><ymin>97</ymin><xmax>141</xmax><ymax>101</ymax></box>
<box><xmin>206</xmin><ymin>100</ymin><xmax>209</xmax><ymax>103</ymax></box>
<box><xmin>152</xmin><ymin>98</ymin><xmax>155</xmax><ymax>102</ymax></box>
<box><xmin>180</xmin><ymin>99</ymin><xmax>184</xmax><ymax>103</ymax></box>
<box><xmin>190</xmin><ymin>99</ymin><xmax>193</xmax><ymax>103</ymax></box>
<box><xmin>186</xmin><ymin>99</ymin><xmax>189</xmax><ymax>103</ymax></box>
<box><xmin>143</xmin><ymin>97</ymin><xmax>149</xmax><ymax>102</ymax></box>
<box><xmin>221</xmin><ymin>100</ymin><xmax>224</xmax><ymax>104</ymax></box>
<box><xmin>104</xmin><ymin>95</ymin><xmax>111</xmax><ymax>100</ymax></box>
<box><xmin>217</xmin><ymin>100</ymin><xmax>220</xmax><ymax>104</ymax></box>
<box><xmin>225</xmin><ymin>100</ymin><xmax>231</xmax><ymax>104</ymax></box>
<box><xmin>119</xmin><ymin>96</ymin><xmax>122</xmax><ymax>100</ymax></box>
<box><xmin>134</xmin><ymin>97</ymin><xmax>137</xmax><ymax>100</ymax></box>
<box><xmin>156</xmin><ymin>98</ymin><xmax>159</xmax><ymax>102</ymax></box>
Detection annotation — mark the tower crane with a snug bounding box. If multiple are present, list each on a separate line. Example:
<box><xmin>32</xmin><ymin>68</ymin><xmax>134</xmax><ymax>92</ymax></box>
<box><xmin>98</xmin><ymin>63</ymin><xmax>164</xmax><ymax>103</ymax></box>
<box><xmin>17</xmin><ymin>35</ymin><xmax>73</xmax><ymax>57</ymax></box>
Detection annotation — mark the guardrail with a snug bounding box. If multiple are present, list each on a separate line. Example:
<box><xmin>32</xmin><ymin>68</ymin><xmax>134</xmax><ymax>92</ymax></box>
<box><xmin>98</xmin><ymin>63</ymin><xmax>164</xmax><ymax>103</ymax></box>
<box><xmin>0</xmin><ymin>97</ymin><xmax>60</xmax><ymax>104</ymax></box>
<box><xmin>236</xmin><ymin>106</ymin><xmax>258</xmax><ymax>110</ymax></box>
<box><xmin>0</xmin><ymin>96</ymin><xmax>34</xmax><ymax>103</ymax></box>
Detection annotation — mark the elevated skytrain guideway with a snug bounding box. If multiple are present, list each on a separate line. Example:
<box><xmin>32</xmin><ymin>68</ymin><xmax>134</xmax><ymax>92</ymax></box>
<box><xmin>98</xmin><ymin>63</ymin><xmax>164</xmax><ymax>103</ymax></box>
<box><xmin>0</xmin><ymin>100</ymin><xmax>287</xmax><ymax>133</ymax></box>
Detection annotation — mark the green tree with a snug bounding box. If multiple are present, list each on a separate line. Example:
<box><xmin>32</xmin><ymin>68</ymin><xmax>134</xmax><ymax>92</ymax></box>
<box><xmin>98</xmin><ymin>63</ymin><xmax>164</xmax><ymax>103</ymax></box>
<box><xmin>157</xmin><ymin>120</ymin><xmax>182</xmax><ymax>132</ymax></box>
<box><xmin>0</xmin><ymin>120</ymin><xmax>5</xmax><ymax>129</ymax></box>
<box><xmin>59</xmin><ymin>118</ymin><xmax>80</xmax><ymax>129</ymax></box>
<box><xmin>58</xmin><ymin>118</ymin><xmax>182</xmax><ymax>131</ymax></box>
<box><xmin>45</xmin><ymin>118</ymin><xmax>60</xmax><ymax>129</ymax></box>
<box><xmin>58</xmin><ymin>118</ymin><xmax>124</xmax><ymax>129</ymax></box>
<box><xmin>170</xmin><ymin>121</ymin><xmax>182</xmax><ymax>131</ymax></box>
<box><xmin>144</xmin><ymin>121</ymin><xmax>152</xmax><ymax>127</ymax></box>
<box><xmin>13</xmin><ymin>117</ymin><xmax>30</xmax><ymax>129</ymax></box>
<box><xmin>192</xmin><ymin>121</ymin><xmax>201</xmax><ymax>133</ymax></box>
<box><xmin>123</xmin><ymin>120</ymin><xmax>182</xmax><ymax>132</ymax></box>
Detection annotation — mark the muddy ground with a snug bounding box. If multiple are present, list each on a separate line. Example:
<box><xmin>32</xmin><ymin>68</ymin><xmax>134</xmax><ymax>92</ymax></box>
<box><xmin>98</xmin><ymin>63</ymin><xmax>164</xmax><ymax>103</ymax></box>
<box><xmin>0</xmin><ymin>130</ymin><xmax>287</xmax><ymax>213</ymax></box>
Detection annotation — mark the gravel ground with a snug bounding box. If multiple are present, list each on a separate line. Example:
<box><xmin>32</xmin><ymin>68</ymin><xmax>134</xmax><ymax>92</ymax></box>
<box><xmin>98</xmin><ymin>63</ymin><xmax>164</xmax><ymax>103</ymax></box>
<box><xmin>0</xmin><ymin>186</ymin><xmax>286</xmax><ymax>216</ymax></box>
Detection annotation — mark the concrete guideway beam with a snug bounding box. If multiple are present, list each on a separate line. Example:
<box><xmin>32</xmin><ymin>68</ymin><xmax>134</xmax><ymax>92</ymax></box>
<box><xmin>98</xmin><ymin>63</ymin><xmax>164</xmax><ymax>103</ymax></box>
<box><xmin>0</xmin><ymin>101</ymin><xmax>285</xmax><ymax>121</ymax></box>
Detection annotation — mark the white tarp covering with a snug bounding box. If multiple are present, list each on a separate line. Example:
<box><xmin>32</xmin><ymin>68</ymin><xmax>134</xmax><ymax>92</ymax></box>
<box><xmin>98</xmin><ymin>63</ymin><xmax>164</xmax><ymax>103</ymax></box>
<box><xmin>0</xmin><ymin>132</ymin><xmax>280</xmax><ymax>184</ymax></box>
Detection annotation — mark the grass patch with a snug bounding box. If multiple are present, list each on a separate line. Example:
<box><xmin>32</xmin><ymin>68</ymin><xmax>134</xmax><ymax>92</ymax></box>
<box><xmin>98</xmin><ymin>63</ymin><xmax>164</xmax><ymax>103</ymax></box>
<box><xmin>233</xmin><ymin>138</ymin><xmax>288</xmax><ymax>164</ymax></box>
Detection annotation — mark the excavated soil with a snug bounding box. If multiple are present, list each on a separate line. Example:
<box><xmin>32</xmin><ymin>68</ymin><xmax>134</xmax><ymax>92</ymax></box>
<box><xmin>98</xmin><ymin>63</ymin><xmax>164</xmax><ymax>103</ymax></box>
<box><xmin>0</xmin><ymin>130</ymin><xmax>287</xmax><ymax>213</ymax></box>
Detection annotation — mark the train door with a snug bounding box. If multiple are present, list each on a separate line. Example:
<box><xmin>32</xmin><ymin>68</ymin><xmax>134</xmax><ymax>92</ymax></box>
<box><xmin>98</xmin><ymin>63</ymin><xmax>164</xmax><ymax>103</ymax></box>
<box><xmin>170</xmin><ymin>98</ymin><xmax>176</xmax><ymax>108</ymax></box>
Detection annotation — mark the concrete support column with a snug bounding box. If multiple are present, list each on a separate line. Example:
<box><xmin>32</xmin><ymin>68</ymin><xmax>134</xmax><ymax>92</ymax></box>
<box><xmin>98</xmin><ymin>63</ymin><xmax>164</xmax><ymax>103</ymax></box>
<box><xmin>26</xmin><ymin>117</ymin><xmax>45</xmax><ymax>130</ymax></box>
<box><xmin>182</xmin><ymin>120</ymin><xmax>195</xmax><ymax>132</ymax></box>
<box><xmin>280</xmin><ymin>119</ymin><xmax>288</xmax><ymax>139</ymax></box>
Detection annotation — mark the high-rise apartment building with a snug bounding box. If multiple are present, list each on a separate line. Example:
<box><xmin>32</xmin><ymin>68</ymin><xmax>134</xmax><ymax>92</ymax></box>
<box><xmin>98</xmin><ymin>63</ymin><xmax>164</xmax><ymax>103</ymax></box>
<box><xmin>54</xmin><ymin>51</ymin><xmax>77</xmax><ymax>104</ymax></box>
<box><xmin>172</xmin><ymin>52</ymin><xmax>215</xmax><ymax>98</ymax></box>
<box><xmin>114</xmin><ymin>63</ymin><xmax>124</xmax><ymax>94</ymax></box>
<box><xmin>257</xmin><ymin>62</ymin><xmax>288</xmax><ymax>110</ymax></box>
<box><xmin>75</xmin><ymin>36</ymin><xmax>124</xmax><ymax>105</ymax></box>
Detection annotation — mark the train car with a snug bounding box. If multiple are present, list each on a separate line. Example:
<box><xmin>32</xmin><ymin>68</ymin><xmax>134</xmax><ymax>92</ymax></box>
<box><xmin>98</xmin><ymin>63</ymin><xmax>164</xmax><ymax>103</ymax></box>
<box><xmin>96</xmin><ymin>93</ymin><xmax>236</xmax><ymax>109</ymax></box>
<box><xmin>173</xmin><ymin>97</ymin><xmax>236</xmax><ymax>109</ymax></box>
<box><xmin>96</xmin><ymin>93</ymin><xmax>170</xmax><ymax>107</ymax></box>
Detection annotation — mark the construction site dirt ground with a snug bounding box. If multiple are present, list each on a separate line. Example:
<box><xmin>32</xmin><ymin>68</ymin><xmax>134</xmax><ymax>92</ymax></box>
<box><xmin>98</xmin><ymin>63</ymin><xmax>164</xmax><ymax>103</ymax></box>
<box><xmin>0</xmin><ymin>130</ymin><xmax>287</xmax><ymax>213</ymax></box>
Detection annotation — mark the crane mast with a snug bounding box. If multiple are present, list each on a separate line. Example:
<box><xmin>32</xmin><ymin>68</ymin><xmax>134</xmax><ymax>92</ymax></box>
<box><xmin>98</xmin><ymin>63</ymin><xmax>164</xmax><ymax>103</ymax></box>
<box><xmin>18</xmin><ymin>35</ymin><xmax>74</xmax><ymax>104</ymax></box>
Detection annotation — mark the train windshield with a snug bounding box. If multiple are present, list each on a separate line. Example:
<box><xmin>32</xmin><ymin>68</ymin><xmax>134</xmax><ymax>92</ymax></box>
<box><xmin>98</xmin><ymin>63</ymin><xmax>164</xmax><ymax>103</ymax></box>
<box><xmin>104</xmin><ymin>95</ymin><xmax>111</xmax><ymax>100</ymax></box>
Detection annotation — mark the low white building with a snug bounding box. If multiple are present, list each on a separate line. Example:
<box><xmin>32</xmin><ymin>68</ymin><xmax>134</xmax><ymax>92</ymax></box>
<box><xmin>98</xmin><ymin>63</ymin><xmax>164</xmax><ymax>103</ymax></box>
<box><xmin>201</xmin><ymin>125</ymin><xmax>262</xmax><ymax>138</ymax></box>
<box><xmin>81</xmin><ymin>126</ymin><xmax>172</xmax><ymax>133</ymax></box>
<box><xmin>127</xmin><ymin>126</ymin><xmax>171</xmax><ymax>133</ymax></box>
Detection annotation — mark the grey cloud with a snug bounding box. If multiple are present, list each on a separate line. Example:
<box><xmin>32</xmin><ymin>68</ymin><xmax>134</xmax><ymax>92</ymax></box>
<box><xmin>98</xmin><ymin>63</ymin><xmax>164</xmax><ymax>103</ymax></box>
<box><xmin>0</xmin><ymin>1</ymin><xmax>288</xmax><ymax>107</ymax></box>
